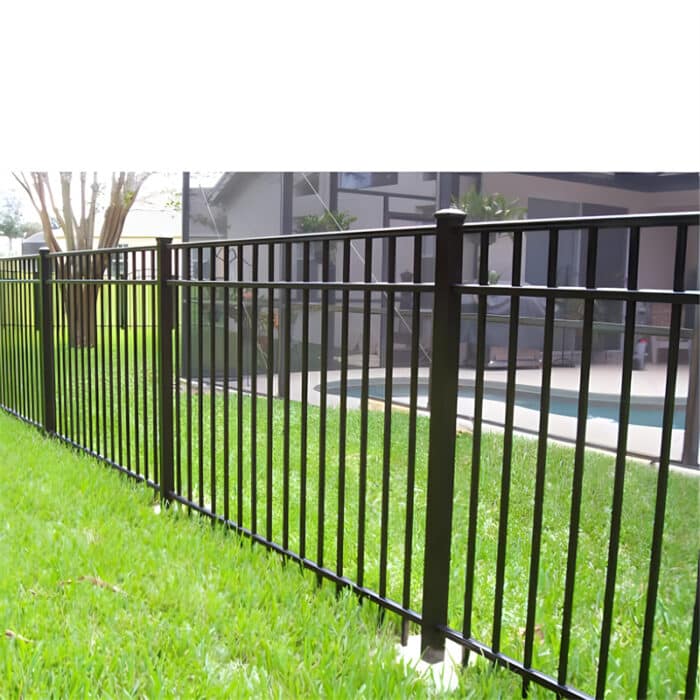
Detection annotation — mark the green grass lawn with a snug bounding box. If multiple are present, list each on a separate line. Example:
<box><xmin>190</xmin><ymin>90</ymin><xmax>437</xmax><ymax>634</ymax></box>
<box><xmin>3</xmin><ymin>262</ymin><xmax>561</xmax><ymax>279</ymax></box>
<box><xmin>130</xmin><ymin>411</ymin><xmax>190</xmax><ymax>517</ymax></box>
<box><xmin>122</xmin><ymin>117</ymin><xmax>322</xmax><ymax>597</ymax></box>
<box><xmin>2</xmin><ymin>390</ymin><xmax>698</xmax><ymax>698</ymax></box>
<box><xmin>0</xmin><ymin>410</ymin><xmax>543</xmax><ymax>698</ymax></box>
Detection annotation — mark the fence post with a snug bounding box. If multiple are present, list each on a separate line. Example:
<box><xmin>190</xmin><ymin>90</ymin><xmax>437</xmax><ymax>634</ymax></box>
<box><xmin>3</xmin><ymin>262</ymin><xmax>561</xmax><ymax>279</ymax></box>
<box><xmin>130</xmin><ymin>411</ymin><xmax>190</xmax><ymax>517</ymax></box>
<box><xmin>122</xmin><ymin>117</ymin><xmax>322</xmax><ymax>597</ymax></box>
<box><xmin>420</xmin><ymin>207</ymin><xmax>466</xmax><ymax>661</ymax></box>
<box><xmin>38</xmin><ymin>247</ymin><xmax>56</xmax><ymax>435</ymax></box>
<box><xmin>156</xmin><ymin>237</ymin><xmax>175</xmax><ymax>503</ymax></box>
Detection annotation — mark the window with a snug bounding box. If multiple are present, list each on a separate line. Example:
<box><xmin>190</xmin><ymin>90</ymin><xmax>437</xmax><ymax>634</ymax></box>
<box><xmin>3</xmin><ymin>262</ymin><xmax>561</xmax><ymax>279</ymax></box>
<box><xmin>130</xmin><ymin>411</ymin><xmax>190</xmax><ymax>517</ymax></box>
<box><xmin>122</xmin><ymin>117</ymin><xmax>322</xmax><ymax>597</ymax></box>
<box><xmin>338</xmin><ymin>172</ymin><xmax>398</xmax><ymax>189</ymax></box>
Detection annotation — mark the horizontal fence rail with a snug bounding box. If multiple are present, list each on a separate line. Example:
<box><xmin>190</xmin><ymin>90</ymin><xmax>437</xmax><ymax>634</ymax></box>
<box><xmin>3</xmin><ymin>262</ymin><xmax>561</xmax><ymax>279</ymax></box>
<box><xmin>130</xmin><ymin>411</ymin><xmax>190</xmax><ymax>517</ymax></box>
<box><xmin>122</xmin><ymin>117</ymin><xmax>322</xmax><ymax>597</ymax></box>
<box><xmin>0</xmin><ymin>210</ymin><xmax>698</xmax><ymax>699</ymax></box>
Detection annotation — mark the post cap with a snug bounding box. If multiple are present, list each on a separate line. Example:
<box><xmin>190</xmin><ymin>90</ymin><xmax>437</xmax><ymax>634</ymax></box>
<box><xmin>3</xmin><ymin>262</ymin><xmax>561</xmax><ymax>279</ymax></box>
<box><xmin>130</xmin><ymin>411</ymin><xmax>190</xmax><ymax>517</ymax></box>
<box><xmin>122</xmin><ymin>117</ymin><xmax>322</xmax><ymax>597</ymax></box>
<box><xmin>434</xmin><ymin>207</ymin><xmax>467</xmax><ymax>222</ymax></box>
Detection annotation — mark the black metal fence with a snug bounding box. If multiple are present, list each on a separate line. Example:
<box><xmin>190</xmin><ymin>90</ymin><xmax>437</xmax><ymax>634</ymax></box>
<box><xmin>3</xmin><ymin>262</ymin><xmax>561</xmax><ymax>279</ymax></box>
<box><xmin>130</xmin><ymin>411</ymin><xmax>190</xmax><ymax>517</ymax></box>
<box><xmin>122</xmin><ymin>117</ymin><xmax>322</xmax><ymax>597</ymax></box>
<box><xmin>0</xmin><ymin>211</ymin><xmax>698</xmax><ymax>698</ymax></box>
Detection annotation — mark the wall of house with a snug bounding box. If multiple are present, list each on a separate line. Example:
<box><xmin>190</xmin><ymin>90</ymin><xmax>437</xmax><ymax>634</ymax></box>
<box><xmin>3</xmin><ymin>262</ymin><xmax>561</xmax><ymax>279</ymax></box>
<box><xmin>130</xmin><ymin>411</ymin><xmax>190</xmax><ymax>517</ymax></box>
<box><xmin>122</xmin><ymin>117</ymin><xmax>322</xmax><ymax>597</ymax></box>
<box><xmin>293</xmin><ymin>173</ymin><xmax>439</xmax><ymax>354</ymax></box>
<box><xmin>339</xmin><ymin>172</ymin><xmax>435</xmax><ymax>224</ymax></box>
<box><xmin>221</xmin><ymin>173</ymin><xmax>282</xmax><ymax>239</ymax></box>
<box><xmin>227</xmin><ymin>173</ymin><xmax>282</xmax><ymax>237</ymax></box>
<box><xmin>188</xmin><ymin>187</ymin><xmax>224</xmax><ymax>241</ymax></box>
<box><xmin>479</xmin><ymin>173</ymin><xmax>698</xmax><ymax>289</ymax></box>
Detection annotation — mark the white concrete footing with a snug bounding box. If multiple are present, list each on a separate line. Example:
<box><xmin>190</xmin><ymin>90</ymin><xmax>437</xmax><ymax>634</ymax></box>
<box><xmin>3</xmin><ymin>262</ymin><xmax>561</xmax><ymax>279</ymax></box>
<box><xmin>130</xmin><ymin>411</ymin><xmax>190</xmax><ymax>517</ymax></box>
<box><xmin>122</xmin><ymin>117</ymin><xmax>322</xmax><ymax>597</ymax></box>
<box><xmin>395</xmin><ymin>634</ymin><xmax>478</xmax><ymax>693</ymax></box>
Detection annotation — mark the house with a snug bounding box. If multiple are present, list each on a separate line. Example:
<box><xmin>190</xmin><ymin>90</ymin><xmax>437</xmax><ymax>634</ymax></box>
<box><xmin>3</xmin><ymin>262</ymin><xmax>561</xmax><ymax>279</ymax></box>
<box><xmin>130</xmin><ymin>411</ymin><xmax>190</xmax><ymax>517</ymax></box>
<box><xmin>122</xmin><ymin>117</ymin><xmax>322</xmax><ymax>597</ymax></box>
<box><xmin>186</xmin><ymin>172</ymin><xmax>698</xmax><ymax>281</ymax></box>
<box><xmin>182</xmin><ymin>172</ymin><xmax>699</xmax><ymax>370</ymax></box>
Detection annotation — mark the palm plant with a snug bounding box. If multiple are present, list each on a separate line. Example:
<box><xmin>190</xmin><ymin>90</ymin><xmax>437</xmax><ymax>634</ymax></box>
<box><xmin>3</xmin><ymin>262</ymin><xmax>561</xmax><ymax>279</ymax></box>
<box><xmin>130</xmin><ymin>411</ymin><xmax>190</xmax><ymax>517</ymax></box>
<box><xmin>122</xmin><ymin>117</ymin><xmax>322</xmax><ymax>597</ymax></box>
<box><xmin>296</xmin><ymin>210</ymin><xmax>357</xmax><ymax>233</ymax></box>
<box><xmin>453</xmin><ymin>187</ymin><xmax>527</xmax><ymax>283</ymax></box>
<box><xmin>452</xmin><ymin>186</ymin><xmax>526</xmax><ymax>223</ymax></box>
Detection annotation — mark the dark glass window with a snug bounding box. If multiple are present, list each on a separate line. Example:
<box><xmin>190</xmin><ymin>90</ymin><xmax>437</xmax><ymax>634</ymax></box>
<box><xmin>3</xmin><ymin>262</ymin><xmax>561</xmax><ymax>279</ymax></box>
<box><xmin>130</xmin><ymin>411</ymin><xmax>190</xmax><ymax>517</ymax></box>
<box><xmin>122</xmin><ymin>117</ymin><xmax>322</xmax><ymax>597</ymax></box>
<box><xmin>338</xmin><ymin>172</ymin><xmax>398</xmax><ymax>189</ymax></box>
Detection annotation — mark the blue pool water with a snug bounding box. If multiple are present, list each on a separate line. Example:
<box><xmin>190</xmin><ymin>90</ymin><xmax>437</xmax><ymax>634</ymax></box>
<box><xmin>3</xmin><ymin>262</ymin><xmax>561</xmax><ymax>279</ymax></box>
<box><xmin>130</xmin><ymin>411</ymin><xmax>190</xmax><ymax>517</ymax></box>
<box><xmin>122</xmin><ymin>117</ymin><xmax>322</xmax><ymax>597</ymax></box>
<box><xmin>337</xmin><ymin>380</ymin><xmax>685</xmax><ymax>430</ymax></box>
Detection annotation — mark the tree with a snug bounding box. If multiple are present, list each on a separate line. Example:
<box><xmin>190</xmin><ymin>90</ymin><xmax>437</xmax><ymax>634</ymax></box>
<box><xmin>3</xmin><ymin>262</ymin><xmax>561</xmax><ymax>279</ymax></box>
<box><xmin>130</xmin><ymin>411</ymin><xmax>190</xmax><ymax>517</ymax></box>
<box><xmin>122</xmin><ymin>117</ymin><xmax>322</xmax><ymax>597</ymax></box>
<box><xmin>0</xmin><ymin>197</ymin><xmax>41</xmax><ymax>255</ymax></box>
<box><xmin>13</xmin><ymin>172</ymin><xmax>149</xmax><ymax>347</ymax></box>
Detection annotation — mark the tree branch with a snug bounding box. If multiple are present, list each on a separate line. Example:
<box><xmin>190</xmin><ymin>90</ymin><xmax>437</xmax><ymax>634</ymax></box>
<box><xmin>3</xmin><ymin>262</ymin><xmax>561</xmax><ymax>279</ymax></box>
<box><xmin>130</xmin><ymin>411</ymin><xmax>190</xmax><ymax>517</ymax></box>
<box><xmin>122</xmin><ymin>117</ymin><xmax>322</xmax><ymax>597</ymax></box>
<box><xmin>58</xmin><ymin>172</ymin><xmax>76</xmax><ymax>251</ymax></box>
<box><xmin>88</xmin><ymin>173</ymin><xmax>98</xmax><ymax>247</ymax></box>
<box><xmin>28</xmin><ymin>173</ymin><xmax>61</xmax><ymax>252</ymax></box>
<box><xmin>80</xmin><ymin>172</ymin><xmax>86</xmax><ymax>226</ymax></box>
<box><xmin>11</xmin><ymin>172</ymin><xmax>41</xmax><ymax>216</ymax></box>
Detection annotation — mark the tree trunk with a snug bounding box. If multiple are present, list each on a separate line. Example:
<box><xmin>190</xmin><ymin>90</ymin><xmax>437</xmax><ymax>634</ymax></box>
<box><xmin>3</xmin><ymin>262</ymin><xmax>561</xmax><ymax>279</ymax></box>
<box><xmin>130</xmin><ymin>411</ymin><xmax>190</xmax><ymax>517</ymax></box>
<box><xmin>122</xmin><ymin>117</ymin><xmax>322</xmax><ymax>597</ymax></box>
<box><xmin>63</xmin><ymin>285</ymin><xmax>98</xmax><ymax>348</ymax></box>
<box><xmin>58</xmin><ymin>254</ymin><xmax>108</xmax><ymax>349</ymax></box>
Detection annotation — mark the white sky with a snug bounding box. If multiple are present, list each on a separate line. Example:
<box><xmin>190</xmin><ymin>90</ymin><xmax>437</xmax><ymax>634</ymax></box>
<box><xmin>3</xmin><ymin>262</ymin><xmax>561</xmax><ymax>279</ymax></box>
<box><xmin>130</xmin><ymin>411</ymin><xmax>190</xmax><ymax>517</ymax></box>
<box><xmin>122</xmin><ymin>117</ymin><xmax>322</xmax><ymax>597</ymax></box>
<box><xmin>1</xmin><ymin>2</ymin><xmax>698</xmax><ymax>171</ymax></box>
<box><xmin>0</xmin><ymin>0</ymin><xmax>697</xmax><ymax>256</ymax></box>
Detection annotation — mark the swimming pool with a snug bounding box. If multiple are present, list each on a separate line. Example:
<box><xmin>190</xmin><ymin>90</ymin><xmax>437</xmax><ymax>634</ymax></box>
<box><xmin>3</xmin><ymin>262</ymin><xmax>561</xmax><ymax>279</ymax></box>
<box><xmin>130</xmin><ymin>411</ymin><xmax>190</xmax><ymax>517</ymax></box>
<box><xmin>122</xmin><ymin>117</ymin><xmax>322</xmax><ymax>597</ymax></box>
<box><xmin>327</xmin><ymin>378</ymin><xmax>686</xmax><ymax>429</ymax></box>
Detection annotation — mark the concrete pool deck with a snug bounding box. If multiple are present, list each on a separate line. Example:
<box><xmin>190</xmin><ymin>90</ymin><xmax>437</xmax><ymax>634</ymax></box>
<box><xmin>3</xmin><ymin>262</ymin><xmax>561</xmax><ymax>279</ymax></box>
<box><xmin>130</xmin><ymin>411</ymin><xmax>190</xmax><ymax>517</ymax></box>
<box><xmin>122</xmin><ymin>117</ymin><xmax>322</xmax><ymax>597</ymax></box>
<box><xmin>221</xmin><ymin>363</ymin><xmax>697</xmax><ymax>467</ymax></box>
<box><xmin>450</xmin><ymin>364</ymin><xmax>693</xmax><ymax>465</ymax></box>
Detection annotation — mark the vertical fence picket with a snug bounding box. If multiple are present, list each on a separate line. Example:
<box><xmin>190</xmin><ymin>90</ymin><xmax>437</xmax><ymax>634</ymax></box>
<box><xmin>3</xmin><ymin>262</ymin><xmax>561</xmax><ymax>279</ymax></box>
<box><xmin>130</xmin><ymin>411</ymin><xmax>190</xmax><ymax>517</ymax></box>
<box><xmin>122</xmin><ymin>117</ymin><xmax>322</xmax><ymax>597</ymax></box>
<box><xmin>236</xmin><ymin>245</ymin><xmax>244</xmax><ymax>526</ymax></box>
<box><xmin>209</xmin><ymin>244</ymin><xmax>217</xmax><ymax>513</ymax></box>
<box><xmin>107</xmin><ymin>254</ymin><xmax>116</xmax><ymax>461</ymax></box>
<box><xmin>379</xmin><ymin>234</ymin><xmax>396</xmax><ymax>601</ymax></box>
<box><xmin>99</xmin><ymin>253</ymin><xmax>108</xmax><ymax>459</ymax></box>
<box><xmin>157</xmin><ymin>238</ymin><xmax>175</xmax><ymax>502</ymax></box>
<box><xmin>558</xmin><ymin>226</ymin><xmax>598</xmax><ymax>686</ymax></box>
<box><xmin>337</xmin><ymin>238</ymin><xmax>350</xmax><ymax>590</ymax></box>
<box><xmin>91</xmin><ymin>256</ymin><xmax>100</xmax><ymax>457</ymax></box>
<box><xmin>463</xmin><ymin>229</ymin><xmax>489</xmax><ymax>655</ymax></box>
<box><xmin>222</xmin><ymin>246</ymin><xmax>230</xmax><ymax>522</ymax></box>
<box><xmin>401</xmin><ymin>233</ymin><xmax>423</xmax><ymax>645</ymax></box>
<box><xmin>174</xmin><ymin>248</ymin><xmax>182</xmax><ymax>497</ymax></box>
<box><xmin>78</xmin><ymin>255</ymin><xmax>87</xmax><ymax>449</ymax></box>
<box><xmin>38</xmin><ymin>248</ymin><xmax>56</xmax><ymax>434</ymax></box>
<box><xmin>142</xmin><ymin>249</ymin><xmax>151</xmax><ymax>480</ymax></box>
<box><xmin>18</xmin><ymin>259</ymin><xmax>27</xmax><ymax>418</ymax></box>
<box><xmin>266</xmin><ymin>244</ymin><xmax>274</xmax><ymax>542</ymax></box>
<box><xmin>300</xmin><ymin>241</ymin><xmax>310</xmax><ymax>559</ymax></box>
<box><xmin>491</xmin><ymin>229</ymin><xmax>523</xmax><ymax>653</ymax></box>
<box><xmin>637</xmin><ymin>224</ymin><xmax>688</xmax><ymax>698</ymax></box>
<box><xmin>197</xmin><ymin>248</ymin><xmax>204</xmax><ymax>506</ymax></box>
<box><xmin>357</xmin><ymin>237</ymin><xmax>372</xmax><ymax>588</ymax></box>
<box><xmin>523</xmin><ymin>228</ymin><xmax>559</xmax><ymax>696</ymax></box>
<box><xmin>132</xmin><ymin>252</ymin><xmax>141</xmax><ymax>477</ymax></box>
<box><xmin>185</xmin><ymin>247</ymin><xmax>193</xmax><ymax>504</ymax></box>
<box><xmin>282</xmin><ymin>240</ymin><xmax>292</xmax><ymax>550</ymax></box>
<box><xmin>317</xmin><ymin>239</ymin><xmax>329</xmax><ymax>579</ymax></box>
<box><xmin>55</xmin><ymin>262</ymin><xmax>66</xmax><ymax>439</ymax></box>
<box><xmin>121</xmin><ymin>253</ymin><xmax>130</xmax><ymax>470</ymax></box>
<box><xmin>85</xmin><ymin>255</ymin><xmax>94</xmax><ymax>453</ymax></box>
<box><xmin>151</xmin><ymin>248</ymin><xmax>159</xmax><ymax>483</ymax></box>
<box><xmin>596</xmin><ymin>225</ymin><xmax>641</xmax><ymax>699</ymax></box>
